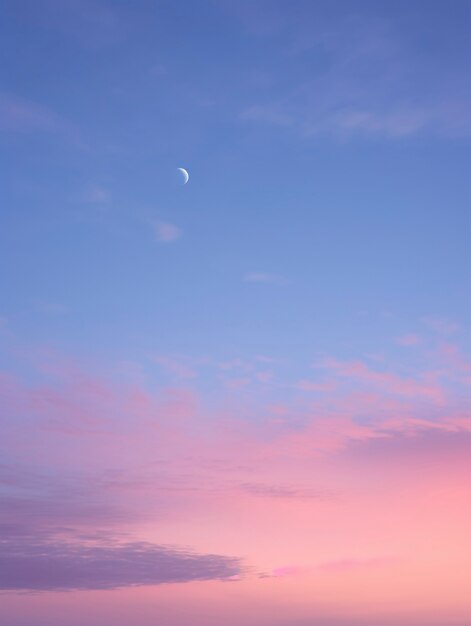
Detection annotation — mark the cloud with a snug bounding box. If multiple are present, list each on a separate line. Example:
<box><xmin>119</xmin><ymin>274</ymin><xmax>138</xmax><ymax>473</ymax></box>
<box><xmin>255</xmin><ymin>355</ymin><xmax>285</xmax><ymax>365</ymax></box>
<box><xmin>153</xmin><ymin>221</ymin><xmax>182</xmax><ymax>243</ymax></box>
<box><xmin>0</xmin><ymin>462</ymin><xmax>135</xmax><ymax>532</ymax></box>
<box><xmin>422</xmin><ymin>317</ymin><xmax>460</xmax><ymax>336</ymax></box>
<box><xmin>296</xmin><ymin>379</ymin><xmax>336</xmax><ymax>392</ymax></box>
<box><xmin>270</xmin><ymin>565</ymin><xmax>312</xmax><ymax>578</ymax></box>
<box><xmin>266</xmin><ymin>557</ymin><xmax>394</xmax><ymax>578</ymax></box>
<box><xmin>331</xmin><ymin>108</ymin><xmax>434</xmax><ymax>137</ymax></box>
<box><xmin>241</xmin><ymin>482</ymin><xmax>333</xmax><ymax>500</ymax></box>
<box><xmin>319</xmin><ymin>557</ymin><xmax>394</xmax><ymax>572</ymax></box>
<box><xmin>238</xmin><ymin>11</ymin><xmax>471</xmax><ymax>139</ymax></box>
<box><xmin>33</xmin><ymin>301</ymin><xmax>69</xmax><ymax>315</ymax></box>
<box><xmin>254</xmin><ymin>370</ymin><xmax>273</xmax><ymax>383</ymax></box>
<box><xmin>153</xmin><ymin>355</ymin><xmax>197</xmax><ymax>379</ymax></box>
<box><xmin>320</xmin><ymin>357</ymin><xmax>444</xmax><ymax>404</ymax></box>
<box><xmin>241</xmin><ymin>90</ymin><xmax>469</xmax><ymax>142</ymax></box>
<box><xmin>0</xmin><ymin>491</ymin><xmax>128</xmax><ymax>532</ymax></box>
<box><xmin>437</xmin><ymin>343</ymin><xmax>471</xmax><ymax>384</ymax></box>
<box><xmin>217</xmin><ymin>358</ymin><xmax>253</xmax><ymax>371</ymax></box>
<box><xmin>0</xmin><ymin>535</ymin><xmax>242</xmax><ymax>592</ymax></box>
<box><xmin>0</xmin><ymin>92</ymin><xmax>59</xmax><ymax>133</ymax></box>
<box><xmin>84</xmin><ymin>185</ymin><xmax>111</xmax><ymax>204</ymax></box>
<box><xmin>1</xmin><ymin>334</ymin><xmax>470</xmax><ymax>622</ymax></box>
<box><xmin>0</xmin><ymin>92</ymin><xmax>79</xmax><ymax>141</ymax></box>
<box><xmin>224</xmin><ymin>377</ymin><xmax>251</xmax><ymax>390</ymax></box>
<box><xmin>396</xmin><ymin>334</ymin><xmax>421</xmax><ymax>346</ymax></box>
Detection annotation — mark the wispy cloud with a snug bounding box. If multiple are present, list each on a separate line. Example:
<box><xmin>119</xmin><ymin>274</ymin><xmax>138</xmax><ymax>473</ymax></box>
<box><xmin>319</xmin><ymin>357</ymin><xmax>444</xmax><ymax>404</ymax></box>
<box><xmin>33</xmin><ymin>301</ymin><xmax>69</xmax><ymax>316</ymax></box>
<box><xmin>422</xmin><ymin>317</ymin><xmax>460</xmax><ymax>336</ymax></box>
<box><xmin>153</xmin><ymin>221</ymin><xmax>182</xmax><ymax>243</ymax></box>
<box><xmin>241</xmin><ymin>482</ymin><xmax>333</xmax><ymax>500</ymax></box>
<box><xmin>84</xmin><ymin>185</ymin><xmax>111</xmax><ymax>204</ymax></box>
<box><xmin>238</xmin><ymin>12</ymin><xmax>471</xmax><ymax>139</ymax></box>
<box><xmin>263</xmin><ymin>556</ymin><xmax>395</xmax><ymax>578</ymax></box>
<box><xmin>153</xmin><ymin>355</ymin><xmax>198</xmax><ymax>379</ymax></box>
<box><xmin>396</xmin><ymin>334</ymin><xmax>421</xmax><ymax>346</ymax></box>
<box><xmin>0</xmin><ymin>92</ymin><xmax>79</xmax><ymax>142</ymax></box>
<box><xmin>241</xmin><ymin>84</ymin><xmax>470</xmax><ymax>141</ymax></box>
<box><xmin>269</xmin><ymin>565</ymin><xmax>312</xmax><ymax>578</ymax></box>
<box><xmin>319</xmin><ymin>557</ymin><xmax>395</xmax><ymax>572</ymax></box>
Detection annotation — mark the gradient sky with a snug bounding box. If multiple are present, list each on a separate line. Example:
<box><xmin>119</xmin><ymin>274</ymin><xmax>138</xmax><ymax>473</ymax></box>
<box><xmin>1</xmin><ymin>1</ymin><xmax>470</xmax><ymax>625</ymax></box>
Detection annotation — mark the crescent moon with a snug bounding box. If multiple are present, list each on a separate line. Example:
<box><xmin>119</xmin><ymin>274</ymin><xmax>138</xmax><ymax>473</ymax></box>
<box><xmin>177</xmin><ymin>167</ymin><xmax>189</xmax><ymax>184</ymax></box>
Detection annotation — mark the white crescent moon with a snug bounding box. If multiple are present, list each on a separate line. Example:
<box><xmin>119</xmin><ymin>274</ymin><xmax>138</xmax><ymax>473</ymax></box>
<box><xmin>177</xmin><ymin>167</ymin><xmax>189</xmax><ymax>184</ymax></box>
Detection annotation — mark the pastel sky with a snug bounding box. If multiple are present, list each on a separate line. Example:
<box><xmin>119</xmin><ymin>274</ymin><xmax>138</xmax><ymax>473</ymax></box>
<box><xmin>1</xmin><ymin>1</ymin><xmax>470</xmax><ymax>625</ymax></box>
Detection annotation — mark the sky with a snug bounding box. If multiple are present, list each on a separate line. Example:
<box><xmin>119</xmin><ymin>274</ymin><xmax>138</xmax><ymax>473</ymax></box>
<box><xmin>0</xmin><ymin>1</ymin><xmax>470</xmax><ymax>625</ymax></box>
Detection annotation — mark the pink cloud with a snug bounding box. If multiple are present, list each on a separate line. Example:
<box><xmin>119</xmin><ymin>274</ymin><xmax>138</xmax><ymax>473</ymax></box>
<box><xmin>381</xmin><ymin>414</ymin><xmax>471</xmax><ymax>436</ymax></box>
<box><xmin>320</xmin><ymin>357</ymin><xmax>444</xmax><ymax>404</ymax></box>
<box><xmin>153</xmin><ymin>355</ymin><xmax>197</xmax><ymax>379</ymax></box>
<box><xmin>153</xmin><ymin>221</ymin><xmax>181</xmax><ymax>243</ymax></box>
<box><xmin>255</xmin><ymin>371</ymin><xmax>273</xmax><ymax>384</ymax></box>
<box><xmin>270</xmin><ymin>565</ymin><xmax>311</xmax><ymax>578</ymax></box>
<box><xmin>438</xmin><ymin>342</ymin><xmax>471</xmax><ymax>373</ymax></box>
<box><xmin>0</xmin><ymin>336</ymin><xmax>470</xmax><ymax>626</ymax></box>
<box><xmin>397</xmin><ymin>334</ymin><xmax>421</xmax><ymax>346</ymax></box>
<box><xmin>281</xmin><ymin>416</ymin><xmax>385</xmax><ymax>455</ymax></box>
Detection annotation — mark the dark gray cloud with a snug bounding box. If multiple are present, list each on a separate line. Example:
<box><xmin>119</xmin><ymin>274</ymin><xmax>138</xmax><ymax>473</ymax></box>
<box><xmin>0</xmin><ymin>536</ymin><xmax>242</xmax><ymax>592</ymax></box>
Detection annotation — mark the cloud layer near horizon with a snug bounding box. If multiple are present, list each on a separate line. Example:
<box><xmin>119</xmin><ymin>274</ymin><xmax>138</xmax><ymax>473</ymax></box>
<box><xmin>0</xmin><ymin>322</ymin><xmax>470</xmax><ymax>626</ymax></box>
<box><xmin>0</xmin><ymin>534</ymin><xmax>241</xmax><ymax>592</ymax></box>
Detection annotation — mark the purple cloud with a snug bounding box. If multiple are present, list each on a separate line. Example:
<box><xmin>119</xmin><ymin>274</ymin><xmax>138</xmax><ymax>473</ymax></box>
<box><xmin>0</xmin><ymin>535</ymin><xmax>242</xmax><ymax>592</ymax></box>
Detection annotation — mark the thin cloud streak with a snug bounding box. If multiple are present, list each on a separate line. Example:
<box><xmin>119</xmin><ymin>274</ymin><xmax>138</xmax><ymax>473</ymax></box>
<box><xmin>0</xmin><ymin>92</ymin><xmax>81</xmax><ymax>144</ymax></box>
<box><xmin>240</xmin><ymin>482</ymin><xmax>335</xmax><ymax>500</ymax></box>
<box><xmin>238</xmin><ymin>11</ymin><xmax>471</xmax><ymax>139</ymax></box>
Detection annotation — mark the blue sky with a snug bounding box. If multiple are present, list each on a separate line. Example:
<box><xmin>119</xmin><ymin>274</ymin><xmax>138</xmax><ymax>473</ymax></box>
<box><xmin>1</xmin><ymin>0</ymin><xmax>470</xmax><ymax>375</ymax></box>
